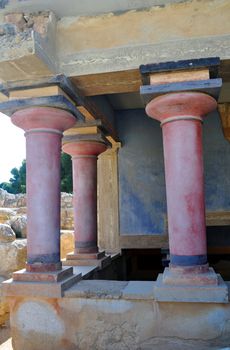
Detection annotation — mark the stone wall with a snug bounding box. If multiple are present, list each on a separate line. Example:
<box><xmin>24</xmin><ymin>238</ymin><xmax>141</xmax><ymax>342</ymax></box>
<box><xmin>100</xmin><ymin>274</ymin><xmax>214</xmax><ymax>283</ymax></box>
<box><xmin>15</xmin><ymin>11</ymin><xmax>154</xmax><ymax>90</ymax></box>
<box><xmin>7</xmin><ymin>280</ymin><xmax>230</xmax><ymax>350</ymax></box>
<box><xmin>0</xmin><ymin>189</ymin><xmax>74</xmax><ymax>231</ymax></box>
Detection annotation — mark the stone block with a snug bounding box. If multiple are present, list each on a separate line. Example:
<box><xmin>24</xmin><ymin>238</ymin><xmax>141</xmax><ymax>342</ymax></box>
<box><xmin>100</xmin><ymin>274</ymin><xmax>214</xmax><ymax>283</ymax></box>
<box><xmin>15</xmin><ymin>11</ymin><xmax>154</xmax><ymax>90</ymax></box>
<box><xmin>12</xmin><ymin>267</ymin><xmax>75</xmax><ymax>283</ymax></box>
<box><xmin>162</xmin><ymin>267</ymin><xmax>218</xmax><ymax>286</ymax></box>
<box><xmin>9</xmin><ymin>215</ymin><xmax>27</xmax><ymax>238</ymax></box>
<box><xmin>122</xmin><ymin>281</ymin><xmax>155</xmax><ymax>300</ymax></box>
<box><xmin>0</xmin><ymin>224</ymin><xmax>16</xmax><ymax>242</ymax></box>
<box><xmin>0</xmin><ymin>208</ymin><xmax>16</xmax><ymax>223</ymax></box>
<box><xmin>154</xmin><ymin>274</ymin><xmax>228</xmax><ymax>303</ymax></box>
<box><xmin>60</xmin><ymin>230</ymin><xmax>74</xmax><ymax>259</ymax></box>
<box><xmin>65</xmin><ymin>279</ymin><xmax>128</xmax><ymax>299</ymax></box>
<box><xmin>60</xmin><ymin>208</ymin><xmax>74</xmax><ymax>230</ymax></box>
<box><xmin>4</xmin><ymin>13</ymin><xmax>26</xmax><ymax>32</ymax></box>
<box><xmin>66</xmin><ymin>251</ymin><xmax>105</xmax><ymax>260</ymax></box>
<box><xmin>3</xmin><ymin>273</ymin><xmax>81</xmax><ymax>298</ymax></box>
<box><xmin>0</xmin><ymin>239</ymin><xmax>27</xmax><ymax>276</ymax></box>
<box><xmin>72</xmin><ymin>265</ymin><xmax>98</xmax><ymax>279</ymax></box>
<box><xmin>0</xmin><ymin>12</ymin><xmax>56</xmax><ymax>82</ymax></box>
<box><xmin>64</xmin><ymin>255</ymin><xmax>111</xmax><ymax>268</ymax></box>
<box><xmin>0</xmin><ymin>276</ymin><xmax>10</xmax><ymax>326</ymax></box>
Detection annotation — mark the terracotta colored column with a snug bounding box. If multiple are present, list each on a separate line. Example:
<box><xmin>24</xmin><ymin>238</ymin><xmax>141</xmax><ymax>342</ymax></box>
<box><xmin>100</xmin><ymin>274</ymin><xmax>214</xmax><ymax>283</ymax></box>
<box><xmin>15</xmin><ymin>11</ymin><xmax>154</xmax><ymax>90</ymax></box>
<box><xmin>11</xmin><ymin>107</ymin><xmax>76</xmax><ymax>272</ymax></box>
<box><xmin>146</xmin><ymin>92</ymin><xmax>217</xmax><ymax>272</ymax></box>
<box><xmin>63</xmin><ymin>140</ymin><xmax>108</xmax><ymax>256</ymax></box>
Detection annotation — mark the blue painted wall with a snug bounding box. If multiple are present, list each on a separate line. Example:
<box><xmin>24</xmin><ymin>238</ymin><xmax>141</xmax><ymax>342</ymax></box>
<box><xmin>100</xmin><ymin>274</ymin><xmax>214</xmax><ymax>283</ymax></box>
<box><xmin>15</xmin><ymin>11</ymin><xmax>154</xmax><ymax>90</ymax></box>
<box><xmin>203</xmin><ymin>111</ymin><xmax>230</xmax><ymax>211</ymax></box>
<box><xmin>116</xmin><ymin>109</ymin><xmax>230</xmax><ymax>236</ymax></box>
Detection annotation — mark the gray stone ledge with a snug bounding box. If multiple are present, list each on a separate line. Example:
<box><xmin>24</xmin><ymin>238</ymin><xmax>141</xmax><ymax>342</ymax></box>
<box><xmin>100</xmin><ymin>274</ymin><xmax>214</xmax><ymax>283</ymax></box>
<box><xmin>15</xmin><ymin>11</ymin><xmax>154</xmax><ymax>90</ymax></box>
<box><xmin>122</xmin><ymin>281</ymin><xmax>155</xmax><ymax>300</ymax></box>
<box><xmin>65</xmin><ymin>280</ymin><xmax>128</xmax><ymax>299</ymax></box>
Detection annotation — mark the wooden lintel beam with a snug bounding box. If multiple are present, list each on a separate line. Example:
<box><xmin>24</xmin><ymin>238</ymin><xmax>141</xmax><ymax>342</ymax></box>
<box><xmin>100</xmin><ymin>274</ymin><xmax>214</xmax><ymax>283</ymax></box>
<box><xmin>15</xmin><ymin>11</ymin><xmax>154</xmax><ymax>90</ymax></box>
<box><xmin>0</xmin><ymin>84</ymin><xmax>9</xmax><ymax>101</ymax></box>
<box><xmin>218</xmin><ymin>103</ymin><xmax>230</xmax><ymax>142</ymax></box>
<box><xmin>71</xmin><ymin>69</ymin><xmax>141</xmax><ymax>96</ymax></box>
<box><xmin>140</xmin><ymin>57</ymin><xmax>220</xmax><ymax>85</ymax></box>
<box><xmin>140</xmin><ymin>78</ymin><xmax>222</xmax><ymax>105</ymax></box>
<box><xmin>0</xmin><ymin>60</ymin><xmax>229</xmax><ymax>98</ymax></box>
<box><xmin>0</xmin><ymin>74</ymin><xmax>119</xmax><ymax>142</ymax></box>
<box><xmin>149</xmin><ymin>69</ymin><xmax>209</xmax><ymax>85</ymax></box>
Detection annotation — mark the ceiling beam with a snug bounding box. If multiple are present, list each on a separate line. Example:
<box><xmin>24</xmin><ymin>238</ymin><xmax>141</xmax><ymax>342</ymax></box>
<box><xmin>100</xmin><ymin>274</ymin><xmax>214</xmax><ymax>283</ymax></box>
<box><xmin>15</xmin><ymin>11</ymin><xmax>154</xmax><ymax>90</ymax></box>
<box><xmin>71</xmin><ymin>60</ymin><xmax>230</xmax><ymax>97</ymax></box>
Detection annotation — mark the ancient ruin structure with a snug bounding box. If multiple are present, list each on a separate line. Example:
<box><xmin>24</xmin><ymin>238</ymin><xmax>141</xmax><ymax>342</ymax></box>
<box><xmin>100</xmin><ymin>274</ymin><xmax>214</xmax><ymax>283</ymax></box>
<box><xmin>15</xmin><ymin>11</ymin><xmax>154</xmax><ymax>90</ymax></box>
<box><xmin>0</xmin><ymin>0</ymin><xmax>230</xmax><ymax>349</ymax></box>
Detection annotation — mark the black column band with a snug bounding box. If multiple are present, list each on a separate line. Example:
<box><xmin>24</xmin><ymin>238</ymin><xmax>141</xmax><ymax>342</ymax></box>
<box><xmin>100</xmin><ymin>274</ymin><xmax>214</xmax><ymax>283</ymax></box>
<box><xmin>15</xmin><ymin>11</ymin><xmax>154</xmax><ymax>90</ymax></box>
<box><xmin>170</xmin><ymin>254</ymin><xmax>207</xmax><ymax>266</ymax></box>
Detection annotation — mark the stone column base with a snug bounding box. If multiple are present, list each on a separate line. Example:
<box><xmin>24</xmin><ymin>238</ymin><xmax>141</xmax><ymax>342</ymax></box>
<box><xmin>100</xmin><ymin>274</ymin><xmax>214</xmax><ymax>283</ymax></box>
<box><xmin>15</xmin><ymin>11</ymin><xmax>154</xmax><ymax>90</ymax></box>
<box><xmin>154</xmin><ymin>269</ymin><xmax>228</xmax><ymax>303</ymax></box>
<box><xmin>63</xmin><ymin>251</ymin><xmax>111</xmax><ymax>268</ymax></box>
<box><xmin>2</xmin><ymin>267</ymin><xmax>81</xmax><ymax>298</ymax></box>
<box><xmin>162</xmin><ymin>266</ymin><xmax>218</xmax><ymax>286</ymax></box>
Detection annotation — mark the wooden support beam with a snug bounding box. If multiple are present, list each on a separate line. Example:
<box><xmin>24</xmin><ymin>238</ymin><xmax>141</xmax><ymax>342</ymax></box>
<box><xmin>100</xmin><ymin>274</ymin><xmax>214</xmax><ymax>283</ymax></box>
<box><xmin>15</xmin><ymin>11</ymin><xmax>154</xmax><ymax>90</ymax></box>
<box><xmin>0</xmin><ymin>95</ymin><xmax>84</xmax><ymax>120</ymax></box>
<box><xmin>0</xmin><ymin>59</ymin><xmax>229</xmax><ymax>98</ymax></box>
<box><xmin>119</xmin><ymin>235</ymin><xmax>169</xmax><ymax>250</ymax></box>
<box><xmin>206</xmin><ymin>211</ymin><xmax>230</xmax><ymax>226</ymax></box>
<box><xmin>64</xmin><ymin>120</ymin><xmax>103</xmax><ymax>138</ymax></box>
<box><xmin>149</xmin><ymin>69</ymin><xmax>209</xmax><ymax>85</ymax></box>
<box><xmin>140</xmin><ymin>57</ymin><xmax>222</xmax><ymax>104</ymax></box>
<box><xmin>77</xmin><ymin>106</ymin><xmax>95</xmax><ymax>121</ymax></box>
<box><xmin>71</xmin><ymin>69</ymin><xmax>141</xmax><ymax>96</ymax></box>
<box><xmin>218</xmin><ymin>103</ymin><xmax>230</xmax><ymax>142</ymax></box>
<box><xmin>98</xmin><ymin>143</ymin><xmax>121</xmax><ymax>253</ymax></box>
<box><xmin>140</xmin><ymin>57</ymin><xmax>220</xmax><ymax>85</ymax></box>
<box><xmin>0</xmin><ymin>74</ymin><xmax>119</xmax><ymax>142</ymax></box>
<box><xmin>9</xmin><ymin>86</ymin><xmax>72</xmax><ymax>102</ymax></box>
<box><xmin>0</xmin><ymin>84</ymin><xmax>8</xmax><ymax>102</ymax></box>
<box><xmin>140</xmin><ymin>78</ymin><xmax>222</xmax><ymax>104</ymax></box>
<box><xmin>0</xmin><ymin>92</ymin><xmax>8</xmax><ymax>102</ymax></box>
<box><xmin>64</xmin><ymin>125</ymin><xmax>100</xmax><ymax>137</ymax></box>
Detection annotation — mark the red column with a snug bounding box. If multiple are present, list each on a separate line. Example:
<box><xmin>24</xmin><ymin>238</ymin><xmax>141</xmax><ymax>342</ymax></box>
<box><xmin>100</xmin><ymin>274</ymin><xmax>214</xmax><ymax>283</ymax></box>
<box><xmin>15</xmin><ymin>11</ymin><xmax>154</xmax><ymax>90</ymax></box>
<box><xmin>62</xmin><ymin>140</ymin><xmax>108</xmax><ymax>257</ymax></box>
<box><xmin>146</xmin><ymin>92</ymin><xmax>217</xmax><ymax>274</ymax></box>
<box><xmin>11</xmin><ymin>107</ymin><xmax>76</xmax><ymax>272</ymax></box>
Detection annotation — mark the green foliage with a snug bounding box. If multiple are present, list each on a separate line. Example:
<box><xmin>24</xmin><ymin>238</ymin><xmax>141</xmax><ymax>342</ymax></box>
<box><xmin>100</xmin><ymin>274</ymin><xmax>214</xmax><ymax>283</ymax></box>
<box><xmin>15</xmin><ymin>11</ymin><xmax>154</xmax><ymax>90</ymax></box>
<box><xmin>0</xmin><ymin>160</ymin><xmax>26</xmax><ymax>194</ymax></box>
<box><xmin>0</xmin><ymin>153</ymin><xmax>73</xmax><ymax>194</ymax></box>
<box><xmin>61</xmin><ymin>153</ymin><xmax>73</xmax><ymax>193</ymax></box>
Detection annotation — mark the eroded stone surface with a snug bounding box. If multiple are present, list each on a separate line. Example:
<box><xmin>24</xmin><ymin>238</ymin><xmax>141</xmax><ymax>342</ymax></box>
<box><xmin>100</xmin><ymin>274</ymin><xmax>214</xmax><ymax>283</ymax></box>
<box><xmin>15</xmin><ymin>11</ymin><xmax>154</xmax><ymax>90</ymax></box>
<box><xmin>122</xmin><ymin>281</ymin><xmax>155</xmax><ymax>300</ymax></box>
<box><xmin>0</xmin><ymin>276</ymin><xmax>10</xmax><ymax>326</ymax></box>
<box><xmin>0</xmin><ymin>224</ymin><xmax>16</xmax><ymax>243</ymax></box>
<box><xmin>65</xmin><ymin>280</ymin><xmax>128</xmax><ymax>299</ymax></box>
<box><xmin>9</xmin><ymin>215</ymin><xmax>27</xmax><ymax>238</ymax></box>
<box><xmin>0</xmin><ymin>239</ymin><xmax>27</xmax><ymax>276</ymax></box>
<box><xmin>60</xmin><ymin>230</ymin><xmax>74</xmax><ymax>259</ymax></box>
<box><xmin>0</xmin><ymin>189</ymin><xmax>26</xmax><ymax>208</ymax></box>
<box><xmin>0</xmin><ymin>208</ymin><xmax>16</xmax><ymax>223</ymax></box>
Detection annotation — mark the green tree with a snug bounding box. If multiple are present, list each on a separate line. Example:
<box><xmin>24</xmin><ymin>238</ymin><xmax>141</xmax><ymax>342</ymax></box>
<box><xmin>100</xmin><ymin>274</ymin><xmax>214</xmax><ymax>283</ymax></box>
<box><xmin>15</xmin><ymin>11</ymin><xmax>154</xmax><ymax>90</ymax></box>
<box><xmin>0</xmin><ymin>153</ymin><xmax>73</xmax><ymax>194</ymax></box>
<box><xmin>0</xmin><ymin>160</ymin><xmax>26</xmax><ymax>194</ymax></box>
<box><xmin>61</xmin><ymin>153</ymin><xmax>73</xmax><ymax>193</ymax></box>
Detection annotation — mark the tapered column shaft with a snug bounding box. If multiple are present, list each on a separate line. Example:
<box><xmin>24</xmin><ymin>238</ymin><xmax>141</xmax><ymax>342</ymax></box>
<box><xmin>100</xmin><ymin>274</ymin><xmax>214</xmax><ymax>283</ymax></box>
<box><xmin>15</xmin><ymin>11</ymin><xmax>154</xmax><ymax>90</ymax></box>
<box><xmin>11</xmin><ymin>107</ymin><xmax>76</xmax><ymax>271</ymax></box>
<box><xmin>63</xmin><ymin>140</ymin><xmax>108</xmax><ymax>255</ymax></box>
<box><xmin>146</xmin><ymin>92</ymin><xmax>217</xmax><ymax>268</ymax></box>
<box><xmin>73</xmin><ymin>155</ymin><xmax>98</xmax><ymax>253</ymax></box>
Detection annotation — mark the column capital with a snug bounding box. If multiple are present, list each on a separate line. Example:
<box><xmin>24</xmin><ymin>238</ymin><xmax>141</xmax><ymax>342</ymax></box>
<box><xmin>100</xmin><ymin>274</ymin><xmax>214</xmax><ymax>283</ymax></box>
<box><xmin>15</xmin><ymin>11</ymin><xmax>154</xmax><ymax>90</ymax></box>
<box><xmin>63</xmin><ymin>140</ymin><xmax>108</xmax><ymax>157</ymax></box>
<box><xmin>62</xmin><ymin>133</ymin><xmax>111</xmax><ymax>157</ymax></box>
<box><xmin>11</xmin><ymin>106</ymin><xmax>76</xmax><ymax>133</ymax></box>
<box><xmin>145</xmin><ymin>92</ymin><xmax>217</xmax><ymax>123</ymax></box>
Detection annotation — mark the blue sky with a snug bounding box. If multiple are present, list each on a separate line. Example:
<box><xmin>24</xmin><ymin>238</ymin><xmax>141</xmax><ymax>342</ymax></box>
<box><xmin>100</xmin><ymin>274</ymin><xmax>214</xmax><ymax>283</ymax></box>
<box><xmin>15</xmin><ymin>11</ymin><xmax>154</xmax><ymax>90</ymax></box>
<box><xmin>0</xmin><ymin>112</ymin><xmax>26</xmax><ymax>183</ymax></box>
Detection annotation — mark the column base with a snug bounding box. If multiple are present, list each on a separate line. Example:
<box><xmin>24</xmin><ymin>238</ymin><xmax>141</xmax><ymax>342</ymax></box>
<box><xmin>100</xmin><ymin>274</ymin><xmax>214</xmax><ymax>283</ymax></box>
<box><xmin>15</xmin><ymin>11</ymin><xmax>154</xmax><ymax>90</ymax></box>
<box><xmin>26</xmin><ymin>261</ymin><xmax>62</xmax><ymax>272</ymax></box>
<box><xmin>163</xmin><ymin>266</ymin><xmax>218</xmax><ymax>286</ymax></box>
<box><xmin>63</xmin><ymin>251</ymin><xmax>111</xmax><ymax>268</ymax></box>
<box><xmin>2</xmin><ymin>267</ymin><xmax>81</xmax><ymax>298</ymax></box>
<box><xmin>154</xmin><ymin>268</ymin><xmax>228</xmax><ymax>303</ymax></box>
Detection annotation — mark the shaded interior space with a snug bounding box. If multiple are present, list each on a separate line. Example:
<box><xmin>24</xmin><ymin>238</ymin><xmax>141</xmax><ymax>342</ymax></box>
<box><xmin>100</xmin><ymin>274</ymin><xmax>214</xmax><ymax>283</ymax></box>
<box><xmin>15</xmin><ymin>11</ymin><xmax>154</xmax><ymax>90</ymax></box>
<box><xmin>99</xmin><ymin>225</ymin><xmax>230</xmax><ymax>282</ymax></box>
<box><xmin>207</xmin><ymin>225</ymin><xmax>230</xmax><ymax>281</ymax></box>
<box><xmin>122</xmin><ymin>249</ymin><xmax>164</xmax><ymax>281</ymax></box>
